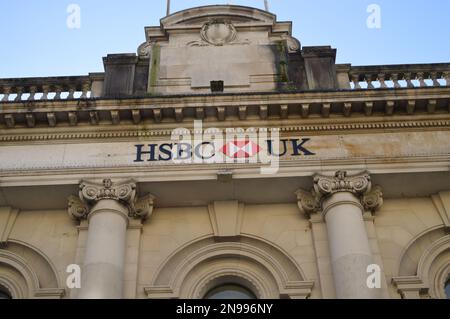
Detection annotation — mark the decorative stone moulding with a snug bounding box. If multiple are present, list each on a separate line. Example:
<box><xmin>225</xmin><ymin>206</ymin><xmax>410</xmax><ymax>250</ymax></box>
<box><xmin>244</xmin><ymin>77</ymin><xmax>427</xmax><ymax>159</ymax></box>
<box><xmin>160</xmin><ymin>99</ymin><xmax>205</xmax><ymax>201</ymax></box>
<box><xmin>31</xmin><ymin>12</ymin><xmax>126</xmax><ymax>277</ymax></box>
<box><xmin>1</xmin><ymin>118</ymin><xmax>449</xmax><ymax>142</ymax></box>
<box><xmin>296</xmin><ymin>171</ymin><xmax>384</xmax><ymax>217</ymax></box>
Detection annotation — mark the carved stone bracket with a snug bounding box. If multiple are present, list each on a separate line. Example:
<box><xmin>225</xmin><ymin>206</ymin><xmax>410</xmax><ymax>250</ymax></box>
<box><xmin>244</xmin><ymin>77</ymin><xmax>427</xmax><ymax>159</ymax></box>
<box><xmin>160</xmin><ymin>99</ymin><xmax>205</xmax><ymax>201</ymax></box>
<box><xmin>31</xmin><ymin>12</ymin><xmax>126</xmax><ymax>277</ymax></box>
<box><xmin>296</xmin><ymin>171</ymin><xmax>383</xmax><ymax>218</ymax></box>
<box><xmin>68</xmin><ymin>195</ymin><xmax>88</xmax><ymax>221</ymax></box>
<box><xmin>129</xmin><ymin>194</ymin><xmax>156</xmax><ymax>221</ymax></box>
<box><xmin>361</xmin><ymin>186</ymin><xmax>384</xmax><ymax>213</ymax></box>
<box><xmin>295</xmin><ymin>189</ymin><xmax>320</xmax><ymax>218</ymax></box>
<box><xmin>68</xmin><ymin>179</ymin><xmax>155</xmax><ymax>222</ymax></box>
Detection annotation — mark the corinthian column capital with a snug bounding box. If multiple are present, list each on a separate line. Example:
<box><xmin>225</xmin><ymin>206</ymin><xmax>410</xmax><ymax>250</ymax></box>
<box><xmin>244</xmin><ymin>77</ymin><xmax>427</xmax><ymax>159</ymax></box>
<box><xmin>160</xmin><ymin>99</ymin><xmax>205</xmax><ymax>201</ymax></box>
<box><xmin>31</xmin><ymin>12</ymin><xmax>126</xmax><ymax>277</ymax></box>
<box><xmin>68</xmin><ymin>179</ymin><xmax>155</xmax><ymax>221</ymax></box>
<box><xmin>296</xmin><ymin>171</ymin><xmax>383</xmax><ymax>218</ymax></box>
<box><xmin>79</xmin><ymin>179</ymin><xmax>137</xmax><ymax>205</ymax></box>
<box><xmin>313</xmin><ymin>171</ymin><xmax>371</xmax><ymax>197</ymax></box>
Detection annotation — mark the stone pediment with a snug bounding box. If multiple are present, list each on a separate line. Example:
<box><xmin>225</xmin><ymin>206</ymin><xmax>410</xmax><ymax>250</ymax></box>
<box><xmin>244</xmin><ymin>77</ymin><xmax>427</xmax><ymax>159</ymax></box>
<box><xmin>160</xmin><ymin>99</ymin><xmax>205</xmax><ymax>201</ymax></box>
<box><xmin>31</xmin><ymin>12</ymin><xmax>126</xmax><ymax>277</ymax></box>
<box><xmin>138</xmin><ymin>5</ymin><xmax>302</xmax><ymax>95</ymax></box>
<box><xmin>162</xmin><ymin>5</ymin><xmax>276</xmax><ymax>27</ymax></box>
<box><xmin>144</xmin><ymin>5</ymin><xmax>292</xmax><ymax>43</ymax></box>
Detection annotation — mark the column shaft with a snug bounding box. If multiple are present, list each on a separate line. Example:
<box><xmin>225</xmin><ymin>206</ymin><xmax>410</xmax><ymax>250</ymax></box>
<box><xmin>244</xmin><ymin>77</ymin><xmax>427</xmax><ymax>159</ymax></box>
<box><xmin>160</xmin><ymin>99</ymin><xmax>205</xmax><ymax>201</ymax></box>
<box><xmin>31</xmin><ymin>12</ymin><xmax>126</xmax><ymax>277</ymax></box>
<box><xmin>322</xmin><ymin>192</ymin><xmax>379</xmax><ymax>299</ymax></box>
<box><xmin>78</xmin><ymin>199</ymin><xmax>128</xmax><ymax>299</ymax></box>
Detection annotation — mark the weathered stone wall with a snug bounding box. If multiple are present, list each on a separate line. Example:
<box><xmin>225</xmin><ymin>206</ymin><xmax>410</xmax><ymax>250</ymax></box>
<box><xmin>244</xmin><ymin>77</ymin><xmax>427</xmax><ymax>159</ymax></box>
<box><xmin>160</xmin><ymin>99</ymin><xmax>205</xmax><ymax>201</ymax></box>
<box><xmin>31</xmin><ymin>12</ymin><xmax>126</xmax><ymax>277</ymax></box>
<box><xmin>2</xmin><ymin>194</ymin><xmax>448</xmax><ymax>298</ymax></box>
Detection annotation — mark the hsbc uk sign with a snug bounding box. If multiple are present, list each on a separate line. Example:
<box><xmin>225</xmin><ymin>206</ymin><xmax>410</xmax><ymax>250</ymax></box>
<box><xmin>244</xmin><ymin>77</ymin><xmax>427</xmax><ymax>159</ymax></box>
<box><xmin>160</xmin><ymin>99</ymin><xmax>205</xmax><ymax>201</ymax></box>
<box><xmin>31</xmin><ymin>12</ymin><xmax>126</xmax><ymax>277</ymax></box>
<box><xmin>134</xmin><ymin>121</ymin><xmax>315</xmax><ymax>174</ymax></box>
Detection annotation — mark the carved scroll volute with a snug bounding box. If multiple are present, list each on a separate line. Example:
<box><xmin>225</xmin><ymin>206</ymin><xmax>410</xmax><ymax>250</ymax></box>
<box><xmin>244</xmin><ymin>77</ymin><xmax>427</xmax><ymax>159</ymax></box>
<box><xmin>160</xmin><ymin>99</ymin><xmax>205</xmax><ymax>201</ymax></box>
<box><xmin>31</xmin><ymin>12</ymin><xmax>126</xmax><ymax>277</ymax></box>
<box><xmin>298</xmin><ymin>171</ymin><xmax>383</xmax><ymax>218</ymax></box>
<box><xmin>313</xmin><ymin>171</ymin><xmax>371</xmax><ymax>197</ymax></box>
<box><xmin>79</xmin><ymin>179</ymin><xmax>137</xmax><ymax>206</ymax></box>
<box><xmin>137</xmin><ymin>41</ymin><xmax>153</xmax><ymax>58</ymax></box>
<box><xmin>69</xmin><ymin>179</ymin><xmax>155</xmax><ymax>222</ymax></box>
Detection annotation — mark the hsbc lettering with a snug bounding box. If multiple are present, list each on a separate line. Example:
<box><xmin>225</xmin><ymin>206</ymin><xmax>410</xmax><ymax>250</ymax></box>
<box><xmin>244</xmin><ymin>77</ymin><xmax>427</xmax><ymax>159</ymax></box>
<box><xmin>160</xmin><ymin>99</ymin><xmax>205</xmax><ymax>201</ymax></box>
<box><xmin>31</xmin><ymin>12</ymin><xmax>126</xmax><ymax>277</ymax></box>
<box><xmin>134</xmin><ymin>138</ymin><xmax>315</xmax><ymax>162</ymax></box>
<box><xmin>132</xmin><ymin>121</ymin><xmax>315</xmax><ymax>175</ymax></box>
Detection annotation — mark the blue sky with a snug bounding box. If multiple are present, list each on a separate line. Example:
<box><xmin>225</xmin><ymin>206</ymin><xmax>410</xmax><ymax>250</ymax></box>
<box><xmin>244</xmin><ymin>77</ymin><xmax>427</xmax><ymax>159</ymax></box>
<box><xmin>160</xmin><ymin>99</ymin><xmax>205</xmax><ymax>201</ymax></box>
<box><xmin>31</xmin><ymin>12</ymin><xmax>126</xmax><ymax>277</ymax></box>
<box><xmin>1</xmin><ymin>0</ymin><xmax>449</xmax><ymax>78</ymax></box>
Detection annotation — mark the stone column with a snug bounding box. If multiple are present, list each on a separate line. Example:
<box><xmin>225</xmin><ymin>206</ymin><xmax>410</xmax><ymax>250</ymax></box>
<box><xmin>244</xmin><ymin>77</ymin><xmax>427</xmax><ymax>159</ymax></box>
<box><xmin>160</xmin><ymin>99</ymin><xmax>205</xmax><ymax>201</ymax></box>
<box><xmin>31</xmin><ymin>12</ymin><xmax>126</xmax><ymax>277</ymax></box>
<box><xmin>297</xmin><ymin>171</ymin><xmax>383</xmax><ymax>299</ymax></box>
<box><xmin>68</xmin><ymin>179</ymin><xmax>154</xmax><ymax>299</ymax></box>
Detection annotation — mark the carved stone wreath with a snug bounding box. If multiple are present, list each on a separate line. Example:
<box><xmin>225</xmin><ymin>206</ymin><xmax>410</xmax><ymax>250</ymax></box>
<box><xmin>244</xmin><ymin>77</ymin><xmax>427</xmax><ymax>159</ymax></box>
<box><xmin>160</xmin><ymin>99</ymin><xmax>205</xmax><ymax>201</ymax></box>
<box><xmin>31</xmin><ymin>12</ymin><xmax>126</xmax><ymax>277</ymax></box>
<box><xmin>200</xmin><ymin>20</ymin><xmax>237</xmax><ymax>46</ymax></box>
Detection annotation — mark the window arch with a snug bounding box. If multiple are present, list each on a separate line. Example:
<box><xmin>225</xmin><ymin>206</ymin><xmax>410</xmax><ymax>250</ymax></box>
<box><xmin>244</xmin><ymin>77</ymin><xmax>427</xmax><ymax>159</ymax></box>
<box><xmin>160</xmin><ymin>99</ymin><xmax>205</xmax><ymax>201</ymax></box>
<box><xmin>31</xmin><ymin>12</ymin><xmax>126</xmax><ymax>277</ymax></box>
<box><xmin>0</xmin><ymin>241</ymin><xmax>65</xmax><ymax>299</ymax></box>
<box><xmin>143</xmin><ymin>236</ymin><xmax>314</xmax><ymax>299</ymax></box>
<box><xmin>445</xmin><ymin>278</ymin><xmax>450</xmax><ymax>299</ymax></box>
<box><xmin>0</xmin><ymin>285</ymin><xmax>12</xmax><ymax>299</ymax></box>
<box><xmin>393</xmin><ymin>233</ymin><xmax>450</xmax><ymax>299</ymax></box>
<box><xmin>205</xmin><ymin>284</ymin><xmax>257</xmax><ymax>299</ymax></box>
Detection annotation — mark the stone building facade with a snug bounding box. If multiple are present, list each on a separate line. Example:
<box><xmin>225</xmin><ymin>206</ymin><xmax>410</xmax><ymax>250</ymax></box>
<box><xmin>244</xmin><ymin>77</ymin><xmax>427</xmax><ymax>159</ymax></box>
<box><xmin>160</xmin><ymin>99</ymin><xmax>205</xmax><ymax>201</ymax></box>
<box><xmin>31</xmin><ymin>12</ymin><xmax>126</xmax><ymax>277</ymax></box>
<box><xmin>0</xmin><ymin>5</ymin><xmax>449</xmax><ymax>299</ymax></box>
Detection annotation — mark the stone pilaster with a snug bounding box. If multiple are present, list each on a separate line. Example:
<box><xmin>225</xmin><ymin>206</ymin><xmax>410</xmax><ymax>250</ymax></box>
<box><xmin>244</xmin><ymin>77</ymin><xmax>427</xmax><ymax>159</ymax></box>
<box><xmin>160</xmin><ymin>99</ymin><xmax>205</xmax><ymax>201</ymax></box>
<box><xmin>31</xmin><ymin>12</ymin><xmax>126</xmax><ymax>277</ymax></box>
<box><xmin>68</xmin><ymin>179</ymin><xmax>154</xmax><ymax>299</ymax></box>
<box><xmin>296</xmin><ymin>171</ymin><xmax>383</xmax><ymax>299</ymax></box>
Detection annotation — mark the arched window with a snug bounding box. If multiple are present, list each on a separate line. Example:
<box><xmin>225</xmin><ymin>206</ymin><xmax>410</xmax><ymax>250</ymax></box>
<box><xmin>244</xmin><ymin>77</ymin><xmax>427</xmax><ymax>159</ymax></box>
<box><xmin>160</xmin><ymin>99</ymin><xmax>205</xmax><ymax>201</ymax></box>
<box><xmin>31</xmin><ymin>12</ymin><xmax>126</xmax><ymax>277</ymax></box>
<box><xmin>445</xmin><ymin>278</ymin><xmax>450</xmax><ymax>299</ymax></box>
<box><xmin>0</xmin><ymin>286</ymin><xmax>12</xmax><ymax>299</ymax></box>
<box><xmin>205</xmin><ymin>284</ymin><xmax>257</xmax><ymax>299</ymax></box>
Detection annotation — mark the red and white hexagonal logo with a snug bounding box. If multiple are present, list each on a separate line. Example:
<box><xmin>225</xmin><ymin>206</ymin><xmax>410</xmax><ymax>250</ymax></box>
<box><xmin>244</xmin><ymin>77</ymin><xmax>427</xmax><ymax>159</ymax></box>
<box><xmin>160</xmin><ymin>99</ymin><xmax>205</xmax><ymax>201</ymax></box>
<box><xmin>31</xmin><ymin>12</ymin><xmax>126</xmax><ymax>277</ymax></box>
<box><xmin>220</xmin><ymin>140</ymin><xmax>262</xmax><ymax>158</ymax></box>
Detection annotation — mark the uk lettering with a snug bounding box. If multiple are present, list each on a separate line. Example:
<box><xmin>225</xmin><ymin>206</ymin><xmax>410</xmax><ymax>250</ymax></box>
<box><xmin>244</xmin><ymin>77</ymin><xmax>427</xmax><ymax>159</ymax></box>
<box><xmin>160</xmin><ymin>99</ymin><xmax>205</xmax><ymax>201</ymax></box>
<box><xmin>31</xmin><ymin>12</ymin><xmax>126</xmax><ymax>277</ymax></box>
<box><xmin>134</xmin><ymin>138</ymin><xmax>315</xmax><ymax>162</ymax></box>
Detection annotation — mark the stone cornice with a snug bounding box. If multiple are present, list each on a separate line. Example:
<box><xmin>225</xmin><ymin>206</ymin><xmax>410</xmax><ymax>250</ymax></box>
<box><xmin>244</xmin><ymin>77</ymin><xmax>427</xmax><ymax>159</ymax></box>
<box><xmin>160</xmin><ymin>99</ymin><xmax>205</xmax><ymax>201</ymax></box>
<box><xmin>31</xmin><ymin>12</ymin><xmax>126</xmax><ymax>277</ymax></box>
<box><xmin>0</xmin><ymin>117</ymin><xmax>449</xmax><ymax>144</ymax></box>
<box><xmin>3</xmin><ymin>155</ymin><xmax>450</xmax><ymax>188</ymax></box>
<box><xmin>1</xmin><ymin>87</ymin><xmax>449</xmax><ymax>129</ymax></box>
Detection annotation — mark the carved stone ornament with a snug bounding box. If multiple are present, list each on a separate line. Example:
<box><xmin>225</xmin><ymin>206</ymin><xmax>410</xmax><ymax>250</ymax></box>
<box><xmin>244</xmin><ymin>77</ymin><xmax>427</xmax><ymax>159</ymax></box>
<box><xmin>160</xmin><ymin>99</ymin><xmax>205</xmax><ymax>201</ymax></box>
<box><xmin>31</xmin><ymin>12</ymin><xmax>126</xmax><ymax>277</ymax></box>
<box><xmin>295</xmin><ymin>189</ymin><xmax>320</xmax><ymax>217</ymax></box>
<box><xmin>296</xmin><ymin>171</ymin><xmax>383</xmax><ymax>218</ymax></box>
<box><xmin>282</xmin><ymin>35</ymin><xmax>301</xmax><ymax>53</ymax></box>
<box><xmin>68</xmin><ymin>179</ymin><xmax>155</xmax><ymax>221</ymax></box>
<box><xmin>79</xmin><ymin>179</ymin><xmax>136</xmax><ymax>205</ymax></box>
<box><xmin>129</xmin><ymin>194</ymin><xmax>156</xmax><ymax>220</ymax></box>
<box><xmin>68</xmin><ymin>195</ymin><xmax>88</xmax><ymax>221</ymax></box>
<box><xmin>137</xmin><ymin>41</ymin><xmax>152</xmax><ymax>58</ymax></box>
<box><xmin>200</xmin><ymin>20</ymin><xmax>237</xmax><ymax>46</ymax></box>
<box><xmin>361</xmin><ymin>186</ymin><xmax>384</xmax><ymax>212</ymax></box>
<box><xmin>313</xmin><ymin>171</ymin><xmax>371</xmax><ymax>197</ymax></box>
